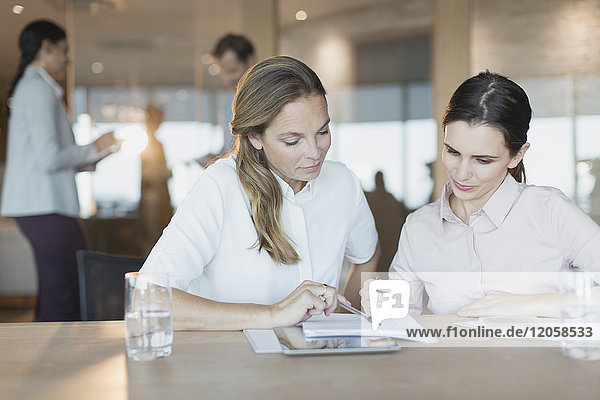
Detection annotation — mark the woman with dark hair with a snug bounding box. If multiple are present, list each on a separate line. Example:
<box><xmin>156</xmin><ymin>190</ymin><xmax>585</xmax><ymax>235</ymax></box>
<box><xmin>362</xmin><ymin>71</ymin><xmax>600</xmax><ymax>317</ymax></box>
<box><xmin>140</xmin><ymin>56</ymin><xmax>380</xmax><ymax>330</ymax></box>
<box><xmin>1</xmin><ymin>20</ymin><xmax>120</xmax><ymax>321</ymax></box>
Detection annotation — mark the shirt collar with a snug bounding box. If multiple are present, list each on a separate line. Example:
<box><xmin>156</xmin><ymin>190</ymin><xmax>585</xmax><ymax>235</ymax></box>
<box><xmin>439</xmin><ymin>174</ymin><xmax>523</xmax><ymax>229</ymax></box>
<box><xmin>271</xmin><ymin>171</ymin><xmax>314</xmax><ymax>202</ymax></box>
<box><xmin>439</xmin><ymin>182</ymin><xmax>460</xmax><ymax>229</ymax></box>
<box><xmin>481</xmin><ymin>173</ymin><xmax>523</xmax><ymax>228</ymax></box>
<box><xmin>30</xmin><ymin>65</ymin><xmax>64</xmax><ymax>99</ymax></box>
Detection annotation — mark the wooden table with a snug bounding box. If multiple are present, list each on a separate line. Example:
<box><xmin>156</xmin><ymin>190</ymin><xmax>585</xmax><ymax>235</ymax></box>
<box><xmin>1</xmin><ymin>316</ymin><xmax>599</xmax><ymax>400</ymax></box>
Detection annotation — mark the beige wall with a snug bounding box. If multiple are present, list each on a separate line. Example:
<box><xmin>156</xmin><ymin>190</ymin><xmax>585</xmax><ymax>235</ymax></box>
<box><xmin>280</xmin><ymin>0</ymin><xmax>432</xmax><ymax>90</ymax></box>
<box><xmin>242</xmin><ymin>0</ymin><xmax>279</xmax><ymax>61</ymax></box>
<box><xmin>432</xmin><ymin>0</ymin><xmax>471</xmax><ymax>199</ymax></box>
<box><xmin>472</xmin><ymin>0</ymin><xmax>600</xmax><ymax>78</ymax></box>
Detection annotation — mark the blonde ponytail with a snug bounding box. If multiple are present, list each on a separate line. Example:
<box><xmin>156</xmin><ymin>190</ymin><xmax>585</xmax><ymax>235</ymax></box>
<box><xmin>236</xmin><ymin>138</ymin><xmax>300</xmax><ymax>264</ymax></box>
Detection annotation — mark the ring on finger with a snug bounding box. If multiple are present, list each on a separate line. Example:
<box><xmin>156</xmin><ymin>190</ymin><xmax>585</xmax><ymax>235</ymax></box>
<box><xmin>321</xmin><ymin>283</ymin><xmax>328</xmax><ymax>297</ymax></box>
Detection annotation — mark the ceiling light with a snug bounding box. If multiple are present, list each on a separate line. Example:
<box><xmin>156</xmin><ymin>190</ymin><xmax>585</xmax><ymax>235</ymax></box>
<box><xmin>201</xmin><ymin>53</ymin><xmax>213</xmax><ymax>65</ymax></box>
<box><xmin>208</xmin><ymin>64</ymin><xmax>220</xmax><ymax>76</ymax></box>
<box><xmin>12</xmin><ymin>5</ymin><xmax>24</xmax><ymax>14</ymax></box>
<box><xmin>295</xmin><ymin>10</ymin><xmax>307</xmax><ymax>21</ymax></box>
<box><xmin>176</xmin><ymin>89</ymin><xmax>189</xmax><ymax>101</ymax></box>
<box><xmin>91</xmin><ymin>62</ymin><xmax>104</xmax><ymax>74</ymax></box>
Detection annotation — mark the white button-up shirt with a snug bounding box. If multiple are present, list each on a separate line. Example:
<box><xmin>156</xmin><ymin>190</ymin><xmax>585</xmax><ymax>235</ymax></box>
<box><xmin>390</xmin><ymin>174</ymin><xmax>600</xmax><ymax>314</ymax></box>
<box><xmin>141</xmin><ymin>155</ymin><xmax>378</xmax><ymax>305</ymax></box>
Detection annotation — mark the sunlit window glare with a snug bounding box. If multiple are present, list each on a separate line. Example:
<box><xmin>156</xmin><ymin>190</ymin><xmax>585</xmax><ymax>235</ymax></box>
<box><xmin>577</xmin><ymin>160</ymin><xmax>593</xmax><ymax>174</ymax></box>
<box><xmin>117</xmin><ymin>125</ymin><xmax>148</xmax><ymax>154</ymax></box>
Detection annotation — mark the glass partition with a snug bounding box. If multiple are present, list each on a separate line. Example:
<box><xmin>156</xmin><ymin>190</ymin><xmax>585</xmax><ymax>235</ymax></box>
<box><xmin>472</xmin><ymin>0</ymin><xmax>600</xmax><ymax>224</ymax></box>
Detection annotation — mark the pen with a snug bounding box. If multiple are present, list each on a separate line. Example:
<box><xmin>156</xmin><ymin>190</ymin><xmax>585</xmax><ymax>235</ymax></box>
<box><xmin>331</xmin><ymin>273</ymin><xmax>382</xmax><ymax>320</ymax></box>
<box><xmin>318</xmin><ymin>294</ymin><xmax>371</xmax><ymax>321</ymax></box>
<box><xmin>337</xmin><ymin>301</ymin><xmax>372</xmax><ymax>322</ymax></box>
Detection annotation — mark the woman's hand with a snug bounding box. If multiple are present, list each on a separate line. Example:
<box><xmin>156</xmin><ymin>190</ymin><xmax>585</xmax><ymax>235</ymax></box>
<box><xmin>457</xmin><ymin>291</ymin><xmax>561</xmax><ymax>318</ymax></box>
<box><xmin>276</xmin><ymin>327</ymin><xmax>344</xmax><ymax>350</ymax></box>
<box><xmin>359</xmin><ymin>278</ymin><xmax>375</xmax><ymax>317</ymax></box>
<box><xmin>269</xmin><ymin>280</ymin><xmax>350</xmax><ymax>327</ymax></box>
<box><xmin>94</xmin><ymin>131</ymin><xmax>122</xmax><ymax>153</ymax></box>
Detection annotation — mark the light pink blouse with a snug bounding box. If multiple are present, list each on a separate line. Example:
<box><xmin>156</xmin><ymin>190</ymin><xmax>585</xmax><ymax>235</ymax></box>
<box><xmin>390</xmin><ymin>174</ymin><xmax>600</xmax><ymax>314</ymax></box>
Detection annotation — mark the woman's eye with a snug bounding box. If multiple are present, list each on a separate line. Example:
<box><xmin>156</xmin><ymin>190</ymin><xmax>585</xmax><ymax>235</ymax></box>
<box><xmin>477</xmin><ymin>159</ymin><xmax>492</xmax><ymax>165</ymax></box>
<box><xmin>284</xmin><ymin>140</ymin><xmax>299</xmax><ymax>146</ymax></box>
<box><xmin>318</xmin><ymin>129</ymin><xmax>330</xmax><ymax>135</ymax></box>
<box><xmin>446</xmin><ymin>148</ymin><xmax>459</xmax><ymax>156</ymax></box>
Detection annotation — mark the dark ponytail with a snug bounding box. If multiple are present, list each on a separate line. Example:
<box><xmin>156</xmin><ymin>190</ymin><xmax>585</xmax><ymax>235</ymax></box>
<box><xmin>6</xmin><ymin>20</ymin><xmax>66</xmax><ymax>111</ymax></box>
<box><xmin>509</xmin><ymin>160</ymin><xmax>526</xmax><ymax>183</ymax></box>
<box><xmin>442</xmin><ymin>71</ymin><xmax>532</xmax><ymax>183</ymax></box>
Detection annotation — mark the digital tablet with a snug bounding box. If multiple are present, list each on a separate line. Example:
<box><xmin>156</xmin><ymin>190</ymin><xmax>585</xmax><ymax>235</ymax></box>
<box><xmin>273</xmin><ymin>326</ymin><xmax>402</xmax><ymax>356</ymax></box>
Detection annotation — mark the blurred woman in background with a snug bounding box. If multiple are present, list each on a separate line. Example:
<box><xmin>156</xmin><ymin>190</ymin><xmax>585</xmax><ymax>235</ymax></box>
<box><xmin>1</xmin><ymin>20</ymin><xmax>120</xmax><ymax>321</ymax></box>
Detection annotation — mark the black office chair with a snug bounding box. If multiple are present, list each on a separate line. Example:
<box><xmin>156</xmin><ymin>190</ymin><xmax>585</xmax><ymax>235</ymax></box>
<box><xmin>77</xmin><ymin>250</ymin><xmax>145</xmax><ymax>321</ymax></box>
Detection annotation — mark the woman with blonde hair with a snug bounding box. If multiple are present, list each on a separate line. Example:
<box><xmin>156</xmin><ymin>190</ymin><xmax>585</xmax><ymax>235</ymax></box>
<box><xmin>141</xmin><ymin>56</ymin><xmax>380</xmax><ymax>330</ymax></box>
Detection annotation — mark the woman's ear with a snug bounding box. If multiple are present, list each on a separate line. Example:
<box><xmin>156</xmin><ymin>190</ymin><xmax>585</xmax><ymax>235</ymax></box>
<box><xmin>34</xmin><ymin>40</ymin><xmax>47</xmax><ymax>63</ymax></box>
<box><xmin>247</xmin><ymin>133</ymin><xmax>263</xmax><ymax>150</ymax></box>
<box><xmin>508</xmin><ymin>142</ymin><xmax>530</xmax><ymax>169</ymax></box>
<box><xmin>39</xmin><ymin>39</ymin><xmax>53</xmax><ymax>55</ymax></box>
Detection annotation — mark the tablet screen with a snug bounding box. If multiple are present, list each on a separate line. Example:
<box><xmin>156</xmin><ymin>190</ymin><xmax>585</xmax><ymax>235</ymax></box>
<box><xmin>273</xmin><ymin>326</ymin><xmax>402</xmax><ymax>355</ymax></box>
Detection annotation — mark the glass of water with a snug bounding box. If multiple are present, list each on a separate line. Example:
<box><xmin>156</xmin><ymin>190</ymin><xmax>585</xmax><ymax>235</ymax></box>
<box><xmin>560</xmin><ymin>270</ymin><xmax>600</xmax><ymax>361</ymax></box>
<box><xmin>125</xmin><ymin>271</ymin><xmax>173</xmax><ymax>361</ymax></box>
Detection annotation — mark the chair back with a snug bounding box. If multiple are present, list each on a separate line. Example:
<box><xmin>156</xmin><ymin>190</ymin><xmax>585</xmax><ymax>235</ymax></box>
<box><xmin>77</xmin><ymin>250</ymin><xmax>145</xmax><ymax>321</ymax></box>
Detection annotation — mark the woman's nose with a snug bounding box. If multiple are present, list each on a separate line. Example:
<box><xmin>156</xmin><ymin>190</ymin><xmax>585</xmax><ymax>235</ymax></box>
<box><xmin>305</xmin><ymin>139</ymin><xmax>320</xmax><ymax>160</ymax></box>
<box><xmin>455</xmin><ymin>160</ymin><xmax>472</xmax><ymax>180</ymax></box>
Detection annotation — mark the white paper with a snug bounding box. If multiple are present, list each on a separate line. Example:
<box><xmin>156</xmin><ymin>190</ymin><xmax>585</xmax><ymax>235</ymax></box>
<box><xmin>302</xmin><ymin>313</ymin><xmax>437</xmax><ymax>344</ymax></box>
<box><xmin>243</xmin><ymin>329</ymin><xmax>283</xmax><ymax>353</ymax></box>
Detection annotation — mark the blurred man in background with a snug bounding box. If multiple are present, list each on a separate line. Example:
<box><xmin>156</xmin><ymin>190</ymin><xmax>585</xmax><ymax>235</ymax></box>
<box><xmin>198</xmin><ymin>34</ymin><xmax>256</xmax><ymax>166</ymax></box>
